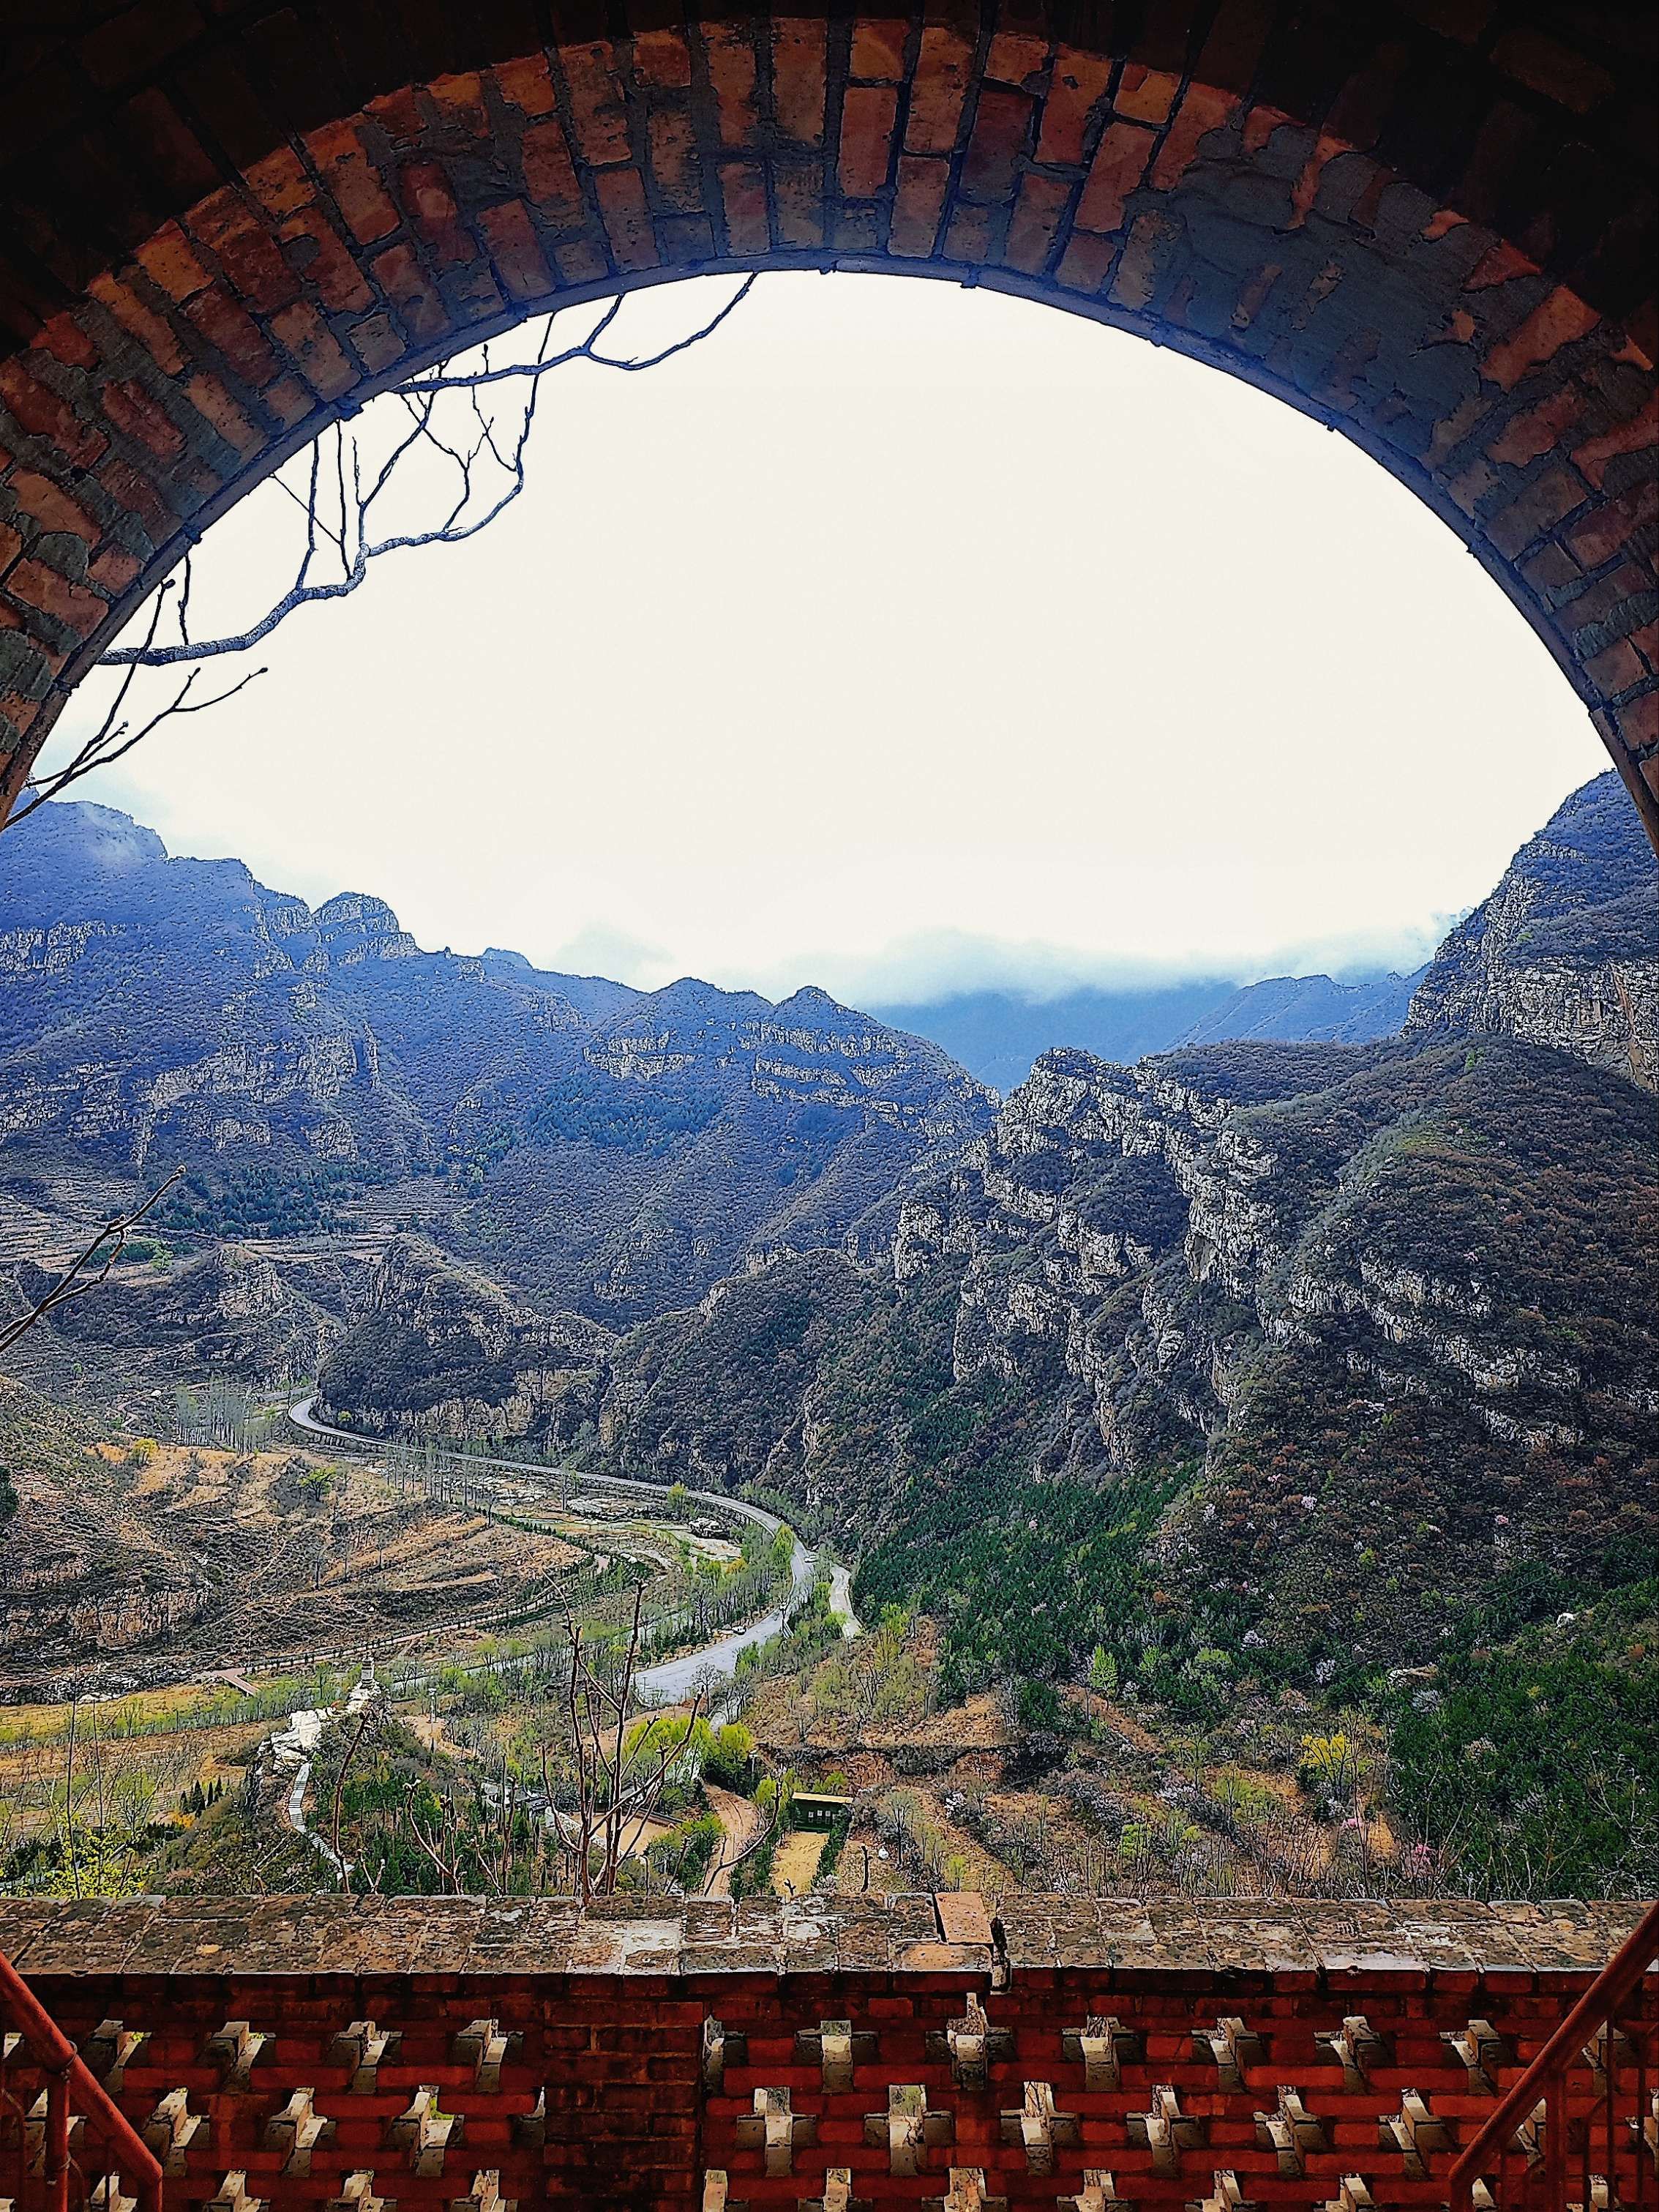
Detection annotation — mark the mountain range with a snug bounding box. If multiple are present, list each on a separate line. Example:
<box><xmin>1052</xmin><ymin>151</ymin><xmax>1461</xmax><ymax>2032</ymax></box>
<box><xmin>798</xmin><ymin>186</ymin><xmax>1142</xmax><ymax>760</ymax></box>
<box><xmin>2</xmin><ymin>768</ymin><xmax>1655</xmax><ymax>1889</ymax></box>
<box><xmin>0</xmin><ymin>801</ymin><xmax>992</xmax><ymax>1328</ymax></box>
<box><xmin>869</xmin><ymin>966</ymin><xmax>1428</xmax><ymax>1091</ymax></box>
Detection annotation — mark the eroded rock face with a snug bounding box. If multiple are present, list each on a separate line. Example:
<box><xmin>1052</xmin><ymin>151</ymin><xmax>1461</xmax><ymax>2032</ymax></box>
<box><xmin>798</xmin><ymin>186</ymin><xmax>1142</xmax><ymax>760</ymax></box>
<box><xmin>902</xmin><ymin>1028</ymin><xmax>1658</xmax><ymax>1476</ymax></box>
<box><xmin>1405</xmin><ymin>771</ymin><xmax>1658</xmax><ymax>1091</ymax></box>
<box><xmin>313</xmin><ymin>1235</ymin><xmax>613</xmax><ymax>1446</ymax></box>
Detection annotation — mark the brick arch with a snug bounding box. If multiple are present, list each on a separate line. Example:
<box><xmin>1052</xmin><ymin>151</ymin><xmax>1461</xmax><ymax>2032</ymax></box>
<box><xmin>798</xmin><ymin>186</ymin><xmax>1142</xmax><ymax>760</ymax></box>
<box><xmin>0</xmin><ymin>4</ymin><xmax>1655</xmax><ymax>838</ymax></box>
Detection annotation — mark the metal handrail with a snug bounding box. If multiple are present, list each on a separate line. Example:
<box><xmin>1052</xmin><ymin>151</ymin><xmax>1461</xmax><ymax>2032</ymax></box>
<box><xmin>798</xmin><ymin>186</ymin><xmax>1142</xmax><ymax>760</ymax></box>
<box><xmin>0</xmin><ymin>1944</ymin><xmax>164</xmax><ymax>2212</ymax></box>
<box><xmin>1448</xmin><ymin>1895</ymin><xmax>1659</xmax><ymax>2211</ymax></box>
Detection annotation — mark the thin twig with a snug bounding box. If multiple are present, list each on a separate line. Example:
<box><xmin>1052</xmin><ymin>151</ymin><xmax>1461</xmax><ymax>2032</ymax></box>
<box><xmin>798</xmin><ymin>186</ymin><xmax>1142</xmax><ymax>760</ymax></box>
<box><xmin>0</xmin><ymin>1166</ymin><xmax>184</xmax><ymax>1356</ymax></box>
<box><xmin>94</xmin><ymin>280</ymin><xmax>754</xmax><ymax>673</ymax></box>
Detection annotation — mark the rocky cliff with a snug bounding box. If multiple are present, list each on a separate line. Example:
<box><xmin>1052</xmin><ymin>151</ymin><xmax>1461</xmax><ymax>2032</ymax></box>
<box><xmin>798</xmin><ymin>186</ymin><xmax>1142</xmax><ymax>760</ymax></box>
<box><xmin>454</xmin><ymin>978</ymin><xmax>993</xmax><ymax>1323</ymax></box>
<box><xmin>313</xmin><ymin>1235</ymin><xmax>614</xmax><ymax>1446</ymax></box>
<box><xmin>591</xmin><ymin>1030</ymin><xmax>1658</xmax><ymax>1683</ymax></box>
<box><xmin>1404</xmin><ymin>771</ymin><xmax>1658</xmax><ymax>1089</ymax></box>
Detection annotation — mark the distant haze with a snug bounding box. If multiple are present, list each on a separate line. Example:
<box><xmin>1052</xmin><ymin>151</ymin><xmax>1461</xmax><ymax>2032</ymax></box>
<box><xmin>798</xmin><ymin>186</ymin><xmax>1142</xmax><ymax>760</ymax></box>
<box><xmin>36</xmin><ymin>271</ymin><xmax>1607</xmax><ymax>1006</ymax></box>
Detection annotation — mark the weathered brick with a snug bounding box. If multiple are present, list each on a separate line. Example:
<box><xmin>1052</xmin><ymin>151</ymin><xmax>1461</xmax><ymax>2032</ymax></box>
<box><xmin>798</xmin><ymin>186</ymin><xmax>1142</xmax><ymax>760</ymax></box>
<box><xmin>888</xmin><ymin>157</ymin><xmax>950</xmax><ymax>259</ymax></box>
<box><xmin>493</xmin><ymin>53</ymin><xmax>558</xmax><ymax>119</ymax></box>
<box><xmin>1150</xmin><ymin>82</ymin><xmax>1240</xmax><ymax>190</ymax></box>
<box><xmin>771</xmin><ymin>20</ymin><xmax>828</xmax><ymax>147</ymax></box>
<box><xmin>475</xmin><ymin>200</ymin><xmax>553</xmax><ymax>301</ymax></box>
<box><xmin>186</xmin><ymin>187</ymin><xmax>300</xmax><ymax>313</ymax></box>
<box><xmin>182</xmin><ymin>284</ymin><xmax>280</xmax><ymax>386</ymax></box>
<box><xmin>1486</xmin><ymin>463</ymin><xmax>1591</xmax><ymax>557</ymax></box>
<box><xmin>906</xmin><ymin>25</ymin><xmax>973</xmax><ymax>156</ymax></box>
<box><xmin>0</xmin><ymin>359</ymin><xmax>109</xmax><ymax>466</ymax></box>
<box><xmin>960</xmin><ymin>87</ymin><xmax>1034</xmax><ymax>202</ymax></box>
<box><xmin>1572</xmin><ymin>393</ymin><xmax>1659</xmax><ymax>488</ymax></box>
<box><xmin>1074</xmin><ymin>118</ymin><xmax>1156</xmax><ymax>234</ymax></box>
<box><xmin>1483</xmin><ymin>285</ymin><xmax>1600</xmax><ymax>392</ymax></box>
<box><xmin>1036</xmin><ymin>50</ymin><xmax>1114</xmax><ymax>165</ymax></box>
<box><xmin>182</xmin><ymin>371</ymin><xmax>262</xmax><ymax>457</ymax></box>
<box><xmin>277</xmin><ymin>204</ymin><xmax>375</xmax><ymax>313</ymax></box>
<box><xmin>87</xmin><ymin>272</ymin><xmax>186</xmax><ymax>375</ymax></box>
<box><xmin>561</xmin><ymin>40</ymin><xmax>631</xmax><ymax>167</ymax></box>
<box><xmin>1115</xmin><ymin>64</ymin><xmax>1180</xmax><ymax>124</ymax></box>
<box><xmin>6</xmin><ymin>468</ymin><xmax>98</xmax><ymax>544</ymax></box>
<box><xmin>520</xmin><ymin>120</ymin><xmax>585</xmax><ymax>228</ymax></box>
<box><xmin>305</xmin><ymin>122</ymin><xmax>402</xmax><ymax>247</ymax></box>
<box><xmin>7</xmin><ymin>553</ymin><xmax>108</xmax><ymax>636</ymax></box>
<box><xmin>845</xmin><ymin>17</ymin><xmax>900</xmax><ymax>83</ymax></box>
<box><xmin>1002</xmin><ymin>171</ymin><xmax>1070</xmax><ymax>274</ymax></box>
<box><xmin>99</xmin><ymin>378</ymin><xmax>186</xmax><ymax>460</ymax></box>
<box><xmin>400</xmin><ymin>161</ymin><xmax>476</xmax><ymax>265</ymax></box>
<box><xmin>646</xmin><ymin>110</ymin><xmax>701</xmax><ymax>212</ymax></box>
<box><xmin>370</xmin><ymin>242</ymin><xmax>449</xmax><ymax>342</ymax></box>
<box><xmin>716</xmin><ymin>162</ymin><xmax>770</xmax><ymax>256</ymax></box>
<box><xmin>839</xmin><ymin>86</ymin><xmax>898</xmax><ymax>200</ymax></box>
<box><xmin>985</xmin><ymin>29</ymin><xmax>1046</xmax><ymax>87</ymax></box>
<box><xmin>703</xmin><ymin>23</ymin><xmax>760</xmax><ymax>148</ymax></box>
<box><xmin>594</xmin><ymin>168</ymin><xmax>659</xmax><ymax>270</ymax></box>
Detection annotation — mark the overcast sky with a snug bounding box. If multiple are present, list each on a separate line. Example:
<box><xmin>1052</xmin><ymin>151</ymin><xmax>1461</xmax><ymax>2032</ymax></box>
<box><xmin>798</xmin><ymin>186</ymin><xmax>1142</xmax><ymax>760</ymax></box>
<box><xmin>40</xmin><ymin>271</ymin><xmax>1606</xmax><ymax>1006</ymax></box>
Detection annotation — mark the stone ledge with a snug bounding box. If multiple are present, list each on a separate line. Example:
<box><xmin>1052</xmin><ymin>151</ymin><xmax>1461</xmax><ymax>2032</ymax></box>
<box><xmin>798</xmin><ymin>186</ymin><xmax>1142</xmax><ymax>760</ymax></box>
<box><xmin>0</xmin><ymin>1893</ymin><xmax>1644</xmax><ymax>1983</ymax></box>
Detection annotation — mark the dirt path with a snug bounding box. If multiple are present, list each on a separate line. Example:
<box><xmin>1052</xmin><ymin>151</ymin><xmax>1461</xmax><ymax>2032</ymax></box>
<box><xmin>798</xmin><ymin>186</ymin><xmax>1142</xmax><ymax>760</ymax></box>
<box><xmin>702</xmin><ymin>1783</ymin><xmax>763</xmax><ymax>1897</ymax></box>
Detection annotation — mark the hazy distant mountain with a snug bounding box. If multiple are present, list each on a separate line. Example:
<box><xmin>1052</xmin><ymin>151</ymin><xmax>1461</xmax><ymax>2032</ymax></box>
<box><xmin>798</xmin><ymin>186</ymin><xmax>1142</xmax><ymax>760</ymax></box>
<box><xmin>872</xmin><ymin>966</ymin><xmax>1425</xmax><ymax>1091</ymax></box>
<box><xmin>1173</xmin><ymin>967</ymin><xmax>1428</xmax><ymax>1048</ymax></box>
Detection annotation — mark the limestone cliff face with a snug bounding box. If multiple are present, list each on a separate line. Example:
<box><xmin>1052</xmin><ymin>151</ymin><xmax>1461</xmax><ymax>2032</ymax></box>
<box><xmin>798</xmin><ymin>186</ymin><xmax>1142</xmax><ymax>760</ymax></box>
<box><xmin>582</xmin><ymin>1025</ymin><xmax>1656</xmax><ymax>1675</ymax></box>
<box><xmin>1404</xmin><ymin>772</ymin><xmax>1658</xmax><ymax>1091</ymax></box>
<box><xmin>894</xmin><ymin>1035</ymin><xmax>1657</xmax><ymax>1473</ymax></box>
<box><xmin>313</xmin><ymin>1235</ymin><xmax>613</xmax><ymax>1445</ymax></box>
<box><xmin>444</xmin><ymin>979</ymin><xmax>994</xmax><ymax>1324</ymax></box>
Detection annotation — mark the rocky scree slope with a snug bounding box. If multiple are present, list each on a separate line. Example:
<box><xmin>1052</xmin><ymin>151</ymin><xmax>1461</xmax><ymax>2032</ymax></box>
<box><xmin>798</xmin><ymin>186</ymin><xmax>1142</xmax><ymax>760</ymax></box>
<box><xmin>1405</xmin><ymin>769</ymin><xmax>1658</xmax><ymax>1089</ymax></box>
<box><xmin>0</xmin><ymin>802</ymin><xmax>993</xmax><ymax>1327</ymax></box>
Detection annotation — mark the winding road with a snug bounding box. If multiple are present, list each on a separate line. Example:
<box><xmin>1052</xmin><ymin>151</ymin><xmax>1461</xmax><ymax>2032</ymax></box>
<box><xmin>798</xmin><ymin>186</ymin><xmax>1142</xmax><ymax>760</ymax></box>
<box><xmin>287</xmin><ymin>1398</ymin><xmax>856</xmax><ymax>1696</ymax></box>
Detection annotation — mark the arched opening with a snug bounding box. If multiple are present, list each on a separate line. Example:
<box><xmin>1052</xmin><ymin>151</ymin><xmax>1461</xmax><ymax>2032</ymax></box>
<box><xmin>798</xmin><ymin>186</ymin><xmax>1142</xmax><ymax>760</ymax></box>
<box><xmin>0</xmin><ymin>5</ymin><xmax>1654</xmax><ymax>834</ymax></box>
<box><xmin>0</xmin><ymin>2</ymin><xmax>1655</xmax><ymax>1945</ymax></box>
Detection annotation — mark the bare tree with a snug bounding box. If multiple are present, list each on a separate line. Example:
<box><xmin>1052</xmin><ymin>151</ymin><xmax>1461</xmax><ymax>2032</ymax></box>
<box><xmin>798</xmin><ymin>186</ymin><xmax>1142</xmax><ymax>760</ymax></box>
<box><xmin>549</xmin><ymin>1585</ymin><xmax>706</xmax><ymax>1903</ymax></box>
<box><xmin>7</xmin><ymin>280</ymin><xmax>754</xmax><ymax>825</ymax></box>
<box><xmin>0</xmin><ymin>1166</ymin><xmax>183</xmax><ymax>1358</ymax></box>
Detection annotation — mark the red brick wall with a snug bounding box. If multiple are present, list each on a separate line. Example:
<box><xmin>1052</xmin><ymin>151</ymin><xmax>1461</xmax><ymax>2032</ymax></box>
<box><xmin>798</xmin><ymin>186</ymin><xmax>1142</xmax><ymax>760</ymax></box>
<box><xmin>0</xmin><ymin>6</ymin><xmax>1654</xmax><ymax>836</ymax></box>
<box><xmin>1</xmin><ymin>1895</ymin><xmax>1650</xmax><ymax>2212</ymax></box>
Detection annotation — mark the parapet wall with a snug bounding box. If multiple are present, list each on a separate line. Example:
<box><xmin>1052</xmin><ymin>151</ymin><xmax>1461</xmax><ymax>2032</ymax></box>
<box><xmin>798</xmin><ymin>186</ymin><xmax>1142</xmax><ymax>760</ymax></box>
<box><xmin>1</xmin><ymin>1894</ymin><xmax>1649</xmax><ymax>2212</ymax></box>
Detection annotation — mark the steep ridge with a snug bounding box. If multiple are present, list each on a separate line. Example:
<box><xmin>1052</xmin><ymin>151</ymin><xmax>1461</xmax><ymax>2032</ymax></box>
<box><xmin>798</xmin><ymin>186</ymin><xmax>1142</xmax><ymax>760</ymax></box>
<box><xmin>314</xmin><ymin>1234</ymin><xmax>613</xmax><ymax>1446</ymax></box>
<box><xmin>0</xmin><ymin>800</ymin><xmax>607</xmax><ymax>1178</ymax></box>
<box><xmin>1173</xmin><ymin>967</ymin><xmax>1426</xmax><ymax>1047</ymax></box>
<box><xmin>0</xmin><ymin>803</ymin><xmax>995</xmax><ymax>1325</ymax></box>
<box><xmin>1405</xmin><ymin>770</ymin><xmax>1658</xmax><ymax>1089</ymax></box>
<box><xmin>450</xmin><ymin>979</ymin><xmax>993</xmax><ymax>1322</ymax></box>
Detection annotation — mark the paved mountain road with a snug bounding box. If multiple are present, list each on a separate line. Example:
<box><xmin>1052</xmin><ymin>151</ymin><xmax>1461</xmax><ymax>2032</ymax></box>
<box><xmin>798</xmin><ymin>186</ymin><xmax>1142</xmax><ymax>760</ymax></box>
<box><xmin>287</xmin><ymin>1399</ymin><xmax>858</xmax><ymax>1696</ymax></box>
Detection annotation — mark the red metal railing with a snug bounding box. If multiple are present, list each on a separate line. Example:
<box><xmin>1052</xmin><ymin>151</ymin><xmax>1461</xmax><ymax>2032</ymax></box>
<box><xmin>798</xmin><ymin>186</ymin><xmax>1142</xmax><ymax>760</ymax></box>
<box><xmin>1449</xmin><ymin>1897</ymin><xmax>1659</xmax><ymax>2211</ymax></box>
<box><xmin>0</xmin><ymin>1946</ymin><xmax>162</xmax><ymax>2212</ymax></box>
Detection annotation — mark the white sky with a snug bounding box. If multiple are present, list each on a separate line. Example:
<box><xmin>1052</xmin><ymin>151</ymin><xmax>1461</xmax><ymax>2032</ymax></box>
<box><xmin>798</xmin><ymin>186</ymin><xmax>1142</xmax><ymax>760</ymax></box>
<box><xmin>41</xmin><ymin>271</ymin><xmax>1606</xmax><ymax>1006</ymax></box>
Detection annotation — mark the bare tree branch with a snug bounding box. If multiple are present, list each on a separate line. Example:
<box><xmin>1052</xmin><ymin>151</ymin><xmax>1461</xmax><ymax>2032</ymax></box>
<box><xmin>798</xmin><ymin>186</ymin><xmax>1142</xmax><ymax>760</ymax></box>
<box><xmin>13</xmin><ymin>663</ymin><xmax>266</xmax><ymax>819</ymax></box>
<box><xmin>0</xmin><ymin>280</ymin><xmax>754</xmax><ymax>839</ymax></box>
<box><xmin>95</xmin><ymin>280</ymin><xmax>753</xmax><ymax>675</ymax></box>
<box><xmin>0</xmin><ymin>1166</ymin><xmax>184</xmax><ymax>1356</ymax></box>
